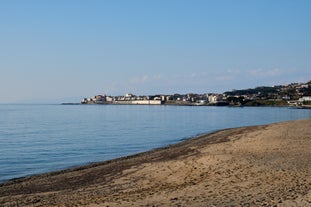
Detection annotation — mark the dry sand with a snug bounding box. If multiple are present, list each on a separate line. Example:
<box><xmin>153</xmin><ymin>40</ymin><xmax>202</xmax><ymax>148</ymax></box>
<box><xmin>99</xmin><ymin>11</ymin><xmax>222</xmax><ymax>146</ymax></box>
<box><xmin>0</xmin><ymin>119</ymin><xmax>310</xmax><ymax>207</ymax></box>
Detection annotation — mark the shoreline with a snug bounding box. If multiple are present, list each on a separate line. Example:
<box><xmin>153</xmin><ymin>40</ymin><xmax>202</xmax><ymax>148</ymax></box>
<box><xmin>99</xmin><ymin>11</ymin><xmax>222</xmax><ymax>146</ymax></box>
<box><xmin>70</xmin><ymin>102</ymin><xmax>311</xmax><ymax>108</ymax></box>
<box><xmin>0</xmin><ymin>127</ymin><xmax>235</xmax><ymax>185</ymax></box>
<box><xmin>1</xmin><ymin>119</ymin><xmax>311</xmax><ymax>206</ymax></box>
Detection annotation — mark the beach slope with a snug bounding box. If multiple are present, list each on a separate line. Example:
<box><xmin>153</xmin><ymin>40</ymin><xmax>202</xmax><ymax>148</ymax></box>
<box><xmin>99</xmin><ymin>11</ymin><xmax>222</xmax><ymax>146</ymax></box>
<box><xmin>1</xmin><ymin>119</ymin><xmax>311</xmax><ymax>206</ymax></box>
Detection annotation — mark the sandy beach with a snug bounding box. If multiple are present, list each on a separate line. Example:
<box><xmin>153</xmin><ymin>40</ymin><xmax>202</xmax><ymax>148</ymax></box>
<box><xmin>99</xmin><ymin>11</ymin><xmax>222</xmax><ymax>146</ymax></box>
<box><xmin>0</xmin><ymin>119</ymin><xmax>310</xmax><ymax>207</ymax></box>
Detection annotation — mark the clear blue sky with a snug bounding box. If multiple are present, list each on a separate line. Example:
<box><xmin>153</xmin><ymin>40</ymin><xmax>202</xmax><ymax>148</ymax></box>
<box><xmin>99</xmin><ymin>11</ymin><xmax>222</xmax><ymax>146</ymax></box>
<box><xmin>1</xmin><ymin>0</ymin><xmax>310</xmax><ymax>103</ymax></box>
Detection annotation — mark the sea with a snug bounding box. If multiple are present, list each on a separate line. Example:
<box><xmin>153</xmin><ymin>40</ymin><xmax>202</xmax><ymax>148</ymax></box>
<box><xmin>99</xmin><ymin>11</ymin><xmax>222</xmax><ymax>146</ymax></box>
<box><xmin>0</xmin><ymin>104</ymin><xmax>311</xmax><ymax>183</ymax></box>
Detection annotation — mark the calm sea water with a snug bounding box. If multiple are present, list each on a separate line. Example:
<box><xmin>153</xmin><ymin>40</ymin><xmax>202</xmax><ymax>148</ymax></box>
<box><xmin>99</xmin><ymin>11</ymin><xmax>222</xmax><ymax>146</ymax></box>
<box><xmin>0</xmin><ymin>104</ymin><xmax>310</xmax><ymax>182</ymax></box>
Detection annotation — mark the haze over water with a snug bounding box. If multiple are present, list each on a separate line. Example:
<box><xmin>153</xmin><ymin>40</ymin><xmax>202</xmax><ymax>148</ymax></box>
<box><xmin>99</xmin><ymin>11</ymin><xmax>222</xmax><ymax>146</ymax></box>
<box><xmin>1</xmin><ymin>104</ymin><xmax>311</xmax><ymax>182</ymax></box>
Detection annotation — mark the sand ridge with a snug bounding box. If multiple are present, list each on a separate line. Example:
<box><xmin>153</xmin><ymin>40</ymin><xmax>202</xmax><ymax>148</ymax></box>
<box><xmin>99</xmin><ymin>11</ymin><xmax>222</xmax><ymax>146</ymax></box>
<box><xmin>0</xmin><ymin>119</ymin><xmax>310</xmax><ymax>206</ymax></box>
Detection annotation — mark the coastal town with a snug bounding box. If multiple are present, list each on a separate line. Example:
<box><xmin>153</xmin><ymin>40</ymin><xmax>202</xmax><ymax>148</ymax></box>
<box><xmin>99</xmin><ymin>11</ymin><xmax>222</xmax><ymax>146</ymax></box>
<box><xmin>81</xmin><ymin>80</ymin><xmax>311</xmax><ymax>107</ymax></box>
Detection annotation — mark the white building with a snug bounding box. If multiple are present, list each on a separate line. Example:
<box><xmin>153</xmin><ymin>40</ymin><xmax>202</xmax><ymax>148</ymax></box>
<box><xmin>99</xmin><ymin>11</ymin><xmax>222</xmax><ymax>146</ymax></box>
<box><xmin>299</xmin><ymin>96</ymin><xmax>311</xmax><ymax>102</ymax></box>
<box><xmin>106</xmin><ymin>96</ymin><xmax>113</xmax><ymax>102</ymax></box>
<box><xmin>125</xmin><ymin>93</ymin><xmax>134</xmax><ymax>98</ymax></box>
<box><xmin>208</xmin><ymin>94</ymin><xmax>224</xmax><ymax>103</ymax></box>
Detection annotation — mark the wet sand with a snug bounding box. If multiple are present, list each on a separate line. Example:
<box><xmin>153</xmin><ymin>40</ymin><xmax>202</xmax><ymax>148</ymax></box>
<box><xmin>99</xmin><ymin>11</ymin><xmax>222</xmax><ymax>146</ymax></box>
<box><xmin>1</xmin><ymin>119</ymin><xmax>310</xmax><ymax>206</ymax></box>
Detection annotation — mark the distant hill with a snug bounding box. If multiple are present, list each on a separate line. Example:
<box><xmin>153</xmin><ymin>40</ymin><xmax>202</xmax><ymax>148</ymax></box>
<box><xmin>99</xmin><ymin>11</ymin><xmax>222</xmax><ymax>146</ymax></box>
<box><xmin>224</xmin><ymin>81</ymin><xmax>311</xmax><ymax>100</ymax></box>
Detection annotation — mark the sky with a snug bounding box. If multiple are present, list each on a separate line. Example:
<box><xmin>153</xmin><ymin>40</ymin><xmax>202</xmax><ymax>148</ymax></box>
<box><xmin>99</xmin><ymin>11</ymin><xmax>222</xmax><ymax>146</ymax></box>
<box><xmin>0</xmin><ymin>0</ymin><xmax>311</xmax><ymax>103</ymax></box>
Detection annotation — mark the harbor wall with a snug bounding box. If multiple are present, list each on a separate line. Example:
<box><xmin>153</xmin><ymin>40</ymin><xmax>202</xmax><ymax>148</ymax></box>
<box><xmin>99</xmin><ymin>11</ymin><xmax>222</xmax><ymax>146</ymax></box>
<box><xmin>115</xmin><ymin>100</ymin><xmax>162</xmax><ymax>105</ymax></box>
